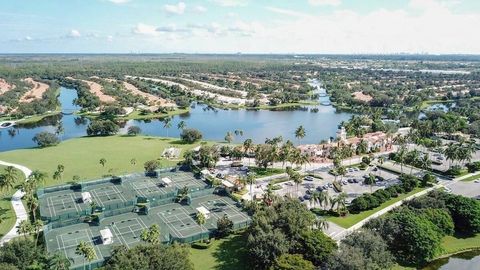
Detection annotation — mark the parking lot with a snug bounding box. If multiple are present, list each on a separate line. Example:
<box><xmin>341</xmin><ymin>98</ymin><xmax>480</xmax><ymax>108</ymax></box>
<box><xmin>248</xmin><ymin>165</ymin><xmax>401</xmax><ymax>207</ymax></box>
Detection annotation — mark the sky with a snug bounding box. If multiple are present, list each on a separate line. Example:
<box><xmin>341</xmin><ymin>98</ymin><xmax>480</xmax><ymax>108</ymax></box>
<box><xmin>1</xmin><ymin>0</ymin><xmax>480</xmax><ymax>54</ymax></box>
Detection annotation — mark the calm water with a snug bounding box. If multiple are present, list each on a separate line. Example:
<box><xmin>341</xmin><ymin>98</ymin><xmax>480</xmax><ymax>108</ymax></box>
<box><xmin>423</xmin><ymin>250</ymin><xmax>480</xmax><ymax>270</ymax></box>
<box><xmin>0</xmin><ymin>81</ymin><xmax>351</xmax><ymax>152</ymax></box>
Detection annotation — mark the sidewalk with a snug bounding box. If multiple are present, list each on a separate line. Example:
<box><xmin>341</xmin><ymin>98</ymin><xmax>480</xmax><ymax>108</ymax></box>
<box><xmin>0</xmin><ymin>160</ymin><xmax>32</xmax><ymax>245</ymax></box>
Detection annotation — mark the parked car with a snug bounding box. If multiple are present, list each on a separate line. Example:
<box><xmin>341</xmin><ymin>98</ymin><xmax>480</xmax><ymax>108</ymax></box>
<box><xmin>347</xmin><ymin>178</ymin><xmax>354</xmax><ymax>183</ymax></box>
<box><xmin>342</xmin><ymin>180</ymin><xmax>348</xmax><ymax>185</ymax></box>
<box><xmin>304</xmin><ymin>194</ymin><xmax>312</xmax><ymax>200</ymax></box>
<box><xmin>216</xmin><ymin>173</ymin><xmax>225</xmax><ymax>179</ymax></box>
<box><xmin>285</xmin><ymin>182</ymin><xmax>294</xmax><ymax>186</ymax></box>
<box><xmin>328</xmin><ymin>183</ymin><xmax>333</xmax><ymax>188</ymax></box>
<box><xmin>298</xmin><ymin>196</ymin><xmax>305</xmax><ymax>202</ymax></box>
<box><xmin>306</xmin><ymin>189</ymin><xmax>313</xmax><ymax>195</ymax></box>
<box><xmin>304</xmin><ymin>176</ymin><xmax>315</xmax><ymax>181</ymax></box>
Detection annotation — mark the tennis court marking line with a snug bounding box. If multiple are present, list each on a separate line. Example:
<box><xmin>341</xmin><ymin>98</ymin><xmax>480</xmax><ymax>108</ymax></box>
<box><xmin>47</xmin><ymin>193</ymin><xmax>80</xmax><ymax>217</ymax></box>
<box><xmin>199</xmin><ymin>198</ymin><xmax>247</xmax><ymax>220</ymax></box>
<box><xmin>157</xmin><ymin>207</ymin><xmax>205</xmax><ymax>238</ymax></box>
<box><xmin>110</xmin><ymin>217</ymin><xmax>146</xmax><ymax>247</ymax></box>
<box><xmin>130</xmin><ymin>179</ymin><xmax>166</xmax><ymax>197</ymax></box>
<box><xmin>90</xmin><ymin>185</ymin><xmax>127</xmax><ymax>207</ymax></box>
<box><xmin>56</xmin><ymin>229</ymin><xmax>101</xmax><ymax>261</ymax></box>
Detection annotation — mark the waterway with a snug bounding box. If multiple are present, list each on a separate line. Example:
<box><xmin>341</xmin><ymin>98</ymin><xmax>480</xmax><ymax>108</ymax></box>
<box><xmin>422</xmin><ymin>250</ymin><xmax>480</xmax><ymax>270</ymax></box>
<box><xmin>0</xmin><ymin>80</ymin><xmax>351</xmax><ymax>152</ymax></box>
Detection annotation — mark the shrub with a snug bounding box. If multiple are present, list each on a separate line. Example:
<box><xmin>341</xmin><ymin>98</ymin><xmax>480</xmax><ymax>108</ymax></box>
<box><xmin>180</xmin><ymin>128</ymin><xmax>203</xmax><ymax>143</ymax></box>
<box><xmin>466</xmin><ymin>161</ymin><xmax>480</xmax><ymax>173</ymax></box>
<box><xmin>144</xmin><ymin>160</ymin><xmax>160</xmax><ymax>173</ymax></box>
<box><xmin>447</xmin><ymin>165</ymin><xmax>464</xmax><ymax>176</ymax></box>
<box><xmin>216</xmin><ymin>215</ymin><xmax>233</xmax><ymax>238</ymax></box>
<box><xmin>191</xmin><ymin>239</ymin><xmax>214</xmax><ymax>249</ymax></box>
<box><xmin>32</xmin><ymin>131</ymin><xmax>59</xmax><ymax>147</ymax></box>
<box><xmin>400</xmin><ymin>174</ymin><xmax>419</xmax><ymax>192</ymax></box>
<box><xmin>86</xmin><ymin>119</ymin><xmax>119</xmax><ymax>136</ymax></box>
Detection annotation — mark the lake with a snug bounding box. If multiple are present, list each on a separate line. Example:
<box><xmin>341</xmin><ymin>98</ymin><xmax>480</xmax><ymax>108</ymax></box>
<box><xmin>0</xmin><ymin>80</ymin><xmax>351</xmax><ymax>152</ymax></box>
<box><xmin>422</xmin><ymin>250</ymin><xmax>480</xmax><ymax>270</ymax></box>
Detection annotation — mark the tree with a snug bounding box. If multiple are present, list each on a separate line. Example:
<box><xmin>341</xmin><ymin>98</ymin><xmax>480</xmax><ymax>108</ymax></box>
<box><xmin>216</xmin><ymin>214</ymin><xmax>234</xmax><ymax>238</ymax></box>
<box><xmin>0</xmin><ymin>238</ymin><xmax>46</xmax><ymax>270</ymax></box>
<box><xmin>225</xmin><ymin>131</ymin><xmax>234</xmax><ymax>143</ymax></box>
<box><xmin>364</xmin><ymin>174</ymin><xmax>376</xmax><ymax>193</ymax></box>
<box><xmin>32</xmin><ymin>131</ymin><xmax>59</xmax><ymax>147</ymax></box>
<box><xmin>33</xmin><ymin>219</ymin><xmax>43</xmax><ymax>247</ymax></box>
<box><xmin>180</xmin><ymin>128</ymin><xmax>203</xmax><ymax>143</ymax></box>
<box><xmin>445</xmin><ymin>194</ymin><xmax>480</xmax><ymax>234</ymax></box>
<box><xmin>0</xmin><ymin>166</ymin><xmax>19</xmax><ymax>191</ymax></box>
<box><xmin>196</xmin><ymin>212</ymin><xmax>206</xmax><ymax>233</ymax></box>
<box><xmin>17</xmin><ymin>220</ymin><xmax>32</xmax><ymax>240</ymax></box>
<box><xmin>163</xmin><ymin>117</ymin><xmax>172</xmax><ymax>137</ymax></box>
<box><xmin>243</xmin><ymin>138</ymin><xmax>254</xmax><ymax>165</ymax></box>
<box><xmin>104</xmin><ymin>243</ymin><xmax>194</xmax><ymax>270</ymax></box>
<box><xmin>86</xmin><ymin>119</ymin><xmax>119</xmax><ymax>136</ymax></box>
<box><xmin>99</xmin><ymin>158</ymin><xmax>107</xmax><ymax>168</ymax></box>
<box><xmin>140</xmin><ymin>224</ymin><xmax>161</xmax><ymax>244</ymax></box>
<box><xmin>48</xmin><ymin>253</ymin><xmax>71</xmax><ymax>270</ymax></box>
<box><xmin>300</xmin><ymin>230</ymin><xmax>337</xmax><ymax>266</ymax></box>
<box><xmin>395</xmin><ymin>146</ymin><xmax>407</xmax><ymax>173</ymax></box>
<box><xmin>246</xmin><ymin>173</ymin><xmax>256</xmax><ymax>201</ymax></box>
<box><xmin>130</xmin><ymin>158</ymin><xmax>137</xmax><ymax>167</ymax></box>
<box><xmin>28</xmin><ymin>170</ymin><xmax>48</xmax><ymax>187</ymax></box>
<box><xmin>271</xmin><ymin>254</ymin><xmax>314</xmax><ymax>270</ymax></box>
<box><xmin>75</xmin><ymin>241</ymin><xmax>96</xmax><ymax>270</ymax></box>
<box><xmin>328</xmin><ymin>230</ymin><xmax>394</xmax><ymax>270</ymax></box>
<box><xmin>127</xmin><ymin>126</ymin><xmax>141</xmax><ymax>136</ymax></box>
<box><xmin>144</xmin><ymin>160</ymin><xmax>160</xmax><ymax>173</ymax></box>
<box><xmin>177</xmin><ymin>120</ymin><xmax>186</xmax><ymax>130</ymax></box>
<box><xmin>294</xmin><ymin>125</ymin><xmax>306</xmax><ymax>144</ymax></box>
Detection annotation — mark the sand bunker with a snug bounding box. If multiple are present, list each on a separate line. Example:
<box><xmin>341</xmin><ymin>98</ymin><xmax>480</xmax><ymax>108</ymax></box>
<box><xmin>67</xmin><ymin>77</ymin><xmax>116</xmax><ymax>103</ymax></box>
<box><xmin>19</xmin><ymin>78</ymin><xmax>49</xmax><ymax>103</ymax></box>
<box><xmin>352</xmin><ymin>91</ymin><xmax>373</xmax><ymax>102</ymax></box>
<box><xmin>0</xmin><ymin>79</ymin><xmax>14</xmax><ymax>95</ymax></box>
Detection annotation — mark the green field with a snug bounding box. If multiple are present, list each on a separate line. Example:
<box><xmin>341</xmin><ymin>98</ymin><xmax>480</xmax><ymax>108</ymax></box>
<box><xmin>439</xmin><ymin>233</ymin><xmax>480</xmax><ymax>256</ymax></box>
<box><xmin>327</xmin><ymin>188</ymin><xmax>425</xmax><ymax>228</ymax></box>
<box><xmin>0</xmin><ymin>135</ymin><xmax>207</xmax><ymax>186</ymax></box>
<box><xmin>0</xmin><ymin>166</ymin><xmax>25</xmax><ymax>238</ymax></box>
<box><xmin>190</xmin><ymin>234</ymin><xmax>248</xmax><ymax>270</ymax></box>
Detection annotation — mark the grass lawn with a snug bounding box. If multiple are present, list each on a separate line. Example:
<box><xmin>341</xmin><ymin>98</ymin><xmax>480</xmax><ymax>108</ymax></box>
<box><xmin>0</xmin><ymin>166</ymin><xmax>25</xmax><ymax>238</ymax></box>
<box><xmin>248</xmin><ymin>167</ymin><xmax>285</xmax><ymax>178</ymax></box>
<box><xmin>439</xmin><ymin>233</ymin><xmax>480</xmax><ymax>256</ymax></box>
<box><xmin>190</xmin><ymin>233</ymin><xmax>248</xmax><ymax>270</ymax></box>
<box><xmin>327</xmin><ymin>187</ymin><xmax>425</xmax><ymax>228</ymax></box>
<box><xmin>460</xmin><ymin>173</ymin><xmax>480</xmax><ymax>182</ymax></box>
<box><xmin>117</xmin><ymin>108</ymin><xmax>190</xmax><ymax>120</ymax></box>
<box><xmin>0</xmin><ymin>135</ymin><xmax>207</xmax><ymax>187</ymax></box>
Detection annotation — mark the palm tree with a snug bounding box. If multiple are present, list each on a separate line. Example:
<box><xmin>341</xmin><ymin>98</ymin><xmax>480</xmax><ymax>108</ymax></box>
<box><xmin>335</xmin><ymin>192</ymin><xmax>348</xmax><ymax>215</ymax></box>
<box><xmin>378</xmin><ymin>156</ymin><xmax>385</xmax><ymax>176</ymax></box>
<box><xmin>395</xmin><ymin>146</ymin><xmax>407</xmax><ymax>174</ymax></box>
<box><xmin>225</xmin><ymin>131</ymin><xmax>234</xmax><ymax>143</ymax></box>
<box><xmin>140</xmin><ymin>224</ymin><xmax>161</xmax><ymax>244</ymax></box>
<box><xmin>1</xmin><ymin>166</ymin><xmax>18</xmax><ymax>191</ymax></box>
<box><xmin>419</xmin><ymin>153</ymin><xmax>432</xmax><ymax>173</ymax></box>
<box><xmin>196</xmin><ymin>212</ymin><xmax>207</xmax><ymax>240</ymax></box>
<box><xmin>290</xmin><ymin>172</ymin><xmax>302</xmax><ymax>195</ymax></box>
<box><xmin>177</xmin><ymin>120</ymin><xmax>187</xmax><ymax>130</ymax></box>
<box><xmin>33</xmin><ymin>219</ymin><xmax>43</xmax><ymax>247</ymax></box>
<box><xmin>409</xmin><ymin>149</ymin><xmax>421</xmax><ymax>174</ymax></box>
<box><xmin>315</xmin><ymin>217</ymin><xmax>329</xmax><ymax>231</ymax></box>
<box><xmin>337</xmin><ymin>166</ymin><xmax>347</xmax><ymax>182</ymax></box>
<box><xmin>99</xmin><ymin>158</ymin><xmax>107</xmax><ymax>169</ymax></box>
<box><xmin>365</xmin><ymin>174</ymin><xmax>376</xmax><ymax>193</ymax></box>
<box><xmin>130</xmin><ymin>158</ymin><xmax>137</xmax><ymax>167</ymax></box>
<box><xmin>53</xmin><ymin>170</ymin><xmax>61</xmax><ymax>182</ymax></box>
<box><xmin>56</xmin><ymin>164</ymin><xmax>65</xmax><ymax>180</ymax></box>
<box><xmin>294</xmin><ymin>125</ymin><xmax>306</xmax><ymax>144</ymax></box>
<box><xmin>75</xmin><ymin>241</ymin><xmax>96</xmax><ymax>270</ymax></box>
<box><xmin>163</xmin><ymin>117</ymin><xmax>172</xmax><ymax>137</ymax></box>
<box><xmin>17</xmin><ymin>220</ymin><xmax>32</xmax><ymax>240</ymax></box>
<box><xmin>27</xmin><ymin>196</ymin><xmax>39</xmax><ymax>222</ymax></box>
<box><xmin>246</xmin><ymin>173</ymin><xmax>256</xmax><ymax>201</ymax></box>
<box><xmin>48</xmin><ymin>253</ymin><xmax>71</xmax><ymax>270</ymax></box>
<box><xmin>29</xmin><ymin>170</ymin><xmax>48</xmax><ymax>187</ymax></box>
<box><xmin>243</xmin><ymin>139</ymin><xmax>254</xmax><ymax>165</ymax></box>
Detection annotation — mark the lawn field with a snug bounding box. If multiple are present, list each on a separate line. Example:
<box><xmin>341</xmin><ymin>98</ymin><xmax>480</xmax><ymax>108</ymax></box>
<box><xmin>327</xmin><ymin>187</ymin><xmax>425</xmax><ymax>228</ymax></box>
<box><xmin>439</xmin><ymin>233</ymin><xmax>480</xmax><ymax>256</ymax></box>
<box><xmin>460</xmin><ymin>173</ymin><xmax>480</xmax><ymax>182</ymax></box>
<box><xmin>0</xmin><ymin>135</ymin><xmax>207</xmax><ymax>187</ymax></box>
<box><xmin>0</xmin><ymin>165</ymin><xmax>25</xmax><ymax>238</ymax></box>
<box><xmin>190</xmin><ymin>233</ymin><xmax>248</xmax><ymax>270</ymax></box>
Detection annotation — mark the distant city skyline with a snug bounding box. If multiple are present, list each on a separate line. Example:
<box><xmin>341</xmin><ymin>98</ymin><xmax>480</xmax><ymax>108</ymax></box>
<box><xmin>1</xmin><ymin>0</ymin><xmax>480</xmax><ymax>54</ymax></box>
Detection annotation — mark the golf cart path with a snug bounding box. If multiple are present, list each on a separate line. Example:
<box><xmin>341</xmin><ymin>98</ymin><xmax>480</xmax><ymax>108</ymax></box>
<box><xmin>0</xmin><ymin>160</ymin><xmax>32</xmax><ymax>245</ymax></box>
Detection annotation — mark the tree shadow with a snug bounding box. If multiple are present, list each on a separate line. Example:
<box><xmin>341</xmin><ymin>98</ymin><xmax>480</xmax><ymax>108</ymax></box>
<box><xmin>212</xmin><ymin>233</ymin><xmax>249</xmax><ymax>270</ymax></box>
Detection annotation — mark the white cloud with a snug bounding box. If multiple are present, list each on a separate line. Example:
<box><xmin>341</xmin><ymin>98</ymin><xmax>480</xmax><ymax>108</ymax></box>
<box><xmin>68</xmin><ymin>29</ymin><xmax>81</xmax><ymax>38</ymax></box>
<box><xmin>163</xmin><ymin>2</ymin><xmax>186</xmax><ymax>15</ymax></box>
<box><xmin>194</xmin><ymin>5</ymin><xmax>207</xmax><ymax>13</ymax></box>
<box><xmin>266</xmin><ymin>6</ymin><xmax>310</xmax><ymax>18</ymax></box>
<box><xmin>308</xmin><ymin>0</ymin><xmax>341</xmax><ymax>6</ymax></box>
<box><xmin>107</xmin><ymin>0</ymin><xmax>130</xmax><ymax>4</ymax></box>
<box><xmin>107</xmin><ymin>35</ymin><xmax>113</xmax><ymax>42</ymax></box>
<box><xmin>25</xmin><ymin>36</ymin><xmax>33</xmax><ymax>41</ymax></box>
<box><xmin>132</xmin><ymin>23</ymin><xmax>159</xmax><ymax>36</ymax></box>
<box><xmin>211</xmin><ymin>0</ymin><xmax>248</xmax><ymax>7</ymax></box>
